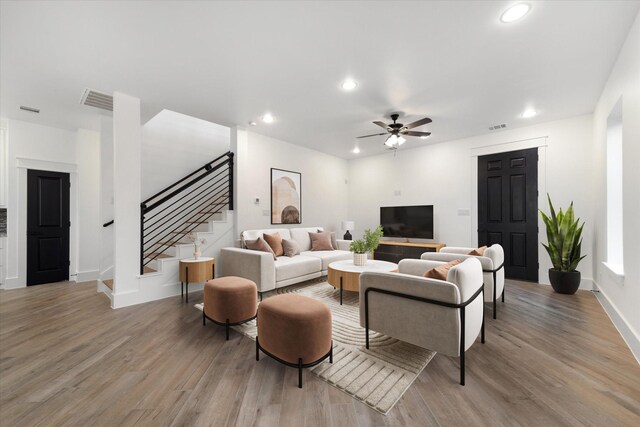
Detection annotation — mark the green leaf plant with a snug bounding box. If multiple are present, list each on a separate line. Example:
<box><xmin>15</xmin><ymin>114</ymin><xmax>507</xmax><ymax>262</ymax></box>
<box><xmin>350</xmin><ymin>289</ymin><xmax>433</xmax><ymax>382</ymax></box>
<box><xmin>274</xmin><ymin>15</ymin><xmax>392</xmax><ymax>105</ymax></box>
<box><xmin>350</xmin><ymin>226</ymin><xmax>384</xmax><ymax>254</ymax></box>
<box><xmin>539</xmin><ymin>195</ymin><xmax>586</xmax><ymax>272</ymax></box>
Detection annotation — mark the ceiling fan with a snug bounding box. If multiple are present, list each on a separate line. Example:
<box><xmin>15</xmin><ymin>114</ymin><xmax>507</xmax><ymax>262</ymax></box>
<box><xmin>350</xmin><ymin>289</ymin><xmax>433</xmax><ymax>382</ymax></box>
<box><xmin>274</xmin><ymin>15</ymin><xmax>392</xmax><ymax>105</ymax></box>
<box><xmin>357</xmin><ymin>113</ymin><xmax>432</xmax><ymax>148</ymax></box>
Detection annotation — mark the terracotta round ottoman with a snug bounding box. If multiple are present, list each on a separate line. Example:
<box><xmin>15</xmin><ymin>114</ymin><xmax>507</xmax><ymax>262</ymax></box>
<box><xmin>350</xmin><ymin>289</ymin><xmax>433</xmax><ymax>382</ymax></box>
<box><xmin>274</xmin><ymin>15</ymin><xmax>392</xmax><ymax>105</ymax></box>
<box><xmin>203</xmin><ymin>276</ymin><xmax>257</xmax><ymax>340</ymax></box>
<box><xmin>256</xmin><ymin>294</ymin><xmax>333</xmax><ymax>388</ymax></box>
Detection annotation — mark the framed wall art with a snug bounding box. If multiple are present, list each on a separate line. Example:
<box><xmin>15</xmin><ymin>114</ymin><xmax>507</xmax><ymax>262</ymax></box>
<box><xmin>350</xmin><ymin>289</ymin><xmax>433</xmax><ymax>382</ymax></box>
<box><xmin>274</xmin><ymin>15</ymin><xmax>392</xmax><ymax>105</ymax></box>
<box><xmin>271</xmin><ymin>168</ymin><xmax>301</xmax><ymax>224</ymax></box>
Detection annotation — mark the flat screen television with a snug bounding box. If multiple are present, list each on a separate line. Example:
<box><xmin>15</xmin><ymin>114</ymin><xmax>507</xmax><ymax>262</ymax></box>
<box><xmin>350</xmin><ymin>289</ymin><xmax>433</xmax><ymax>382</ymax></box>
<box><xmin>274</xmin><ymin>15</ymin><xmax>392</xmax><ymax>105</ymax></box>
<box><xmin>380</xmin><ymin>205</ymin><xmax>434</xmax><ymax>239</ymax></box>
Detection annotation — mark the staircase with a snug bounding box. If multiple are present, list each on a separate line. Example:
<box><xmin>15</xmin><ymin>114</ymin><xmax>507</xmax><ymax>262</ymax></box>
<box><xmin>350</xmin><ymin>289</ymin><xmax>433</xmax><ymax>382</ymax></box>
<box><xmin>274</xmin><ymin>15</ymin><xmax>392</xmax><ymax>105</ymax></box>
<box><xmin>98</xmin><ymin>151</ymin><xmax>235</xmax><ymax>305</ymax></box>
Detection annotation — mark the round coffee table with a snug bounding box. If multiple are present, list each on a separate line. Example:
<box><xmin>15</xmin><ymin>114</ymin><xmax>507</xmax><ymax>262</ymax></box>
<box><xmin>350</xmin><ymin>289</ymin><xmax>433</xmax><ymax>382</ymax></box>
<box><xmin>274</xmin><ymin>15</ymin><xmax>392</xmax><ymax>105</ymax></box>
<box><xmin>327</xmin><ymin>259</ymin><xmax>398</xmax><ymax>305</ymax></box>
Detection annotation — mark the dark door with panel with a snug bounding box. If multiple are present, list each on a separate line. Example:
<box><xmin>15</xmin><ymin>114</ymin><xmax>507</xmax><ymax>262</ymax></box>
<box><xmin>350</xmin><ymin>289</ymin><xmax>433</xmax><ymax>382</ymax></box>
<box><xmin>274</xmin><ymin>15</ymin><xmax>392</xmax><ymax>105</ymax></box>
<box><xmin>478</xmin><ymin>148</ymin><xmax>538</xmax><ymax>281</ymax></box>
<box><xmin>27</xmin><ymin>169</ymin><xmax>70</xmax><ymax>285</ymax></box>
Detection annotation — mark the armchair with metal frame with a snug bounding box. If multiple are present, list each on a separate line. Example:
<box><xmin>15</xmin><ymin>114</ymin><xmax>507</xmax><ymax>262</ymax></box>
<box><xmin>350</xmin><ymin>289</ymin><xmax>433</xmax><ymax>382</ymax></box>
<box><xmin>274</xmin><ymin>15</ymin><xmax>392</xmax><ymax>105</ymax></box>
<box><xmin>420</xmin><ymin>244</ymin><xmax>505</xmax><ymax>319</ymax></box>
<box><xmin>359</xmin><ymin>257</ymin><xmax>486</xmax><ymax>385</ymax></box>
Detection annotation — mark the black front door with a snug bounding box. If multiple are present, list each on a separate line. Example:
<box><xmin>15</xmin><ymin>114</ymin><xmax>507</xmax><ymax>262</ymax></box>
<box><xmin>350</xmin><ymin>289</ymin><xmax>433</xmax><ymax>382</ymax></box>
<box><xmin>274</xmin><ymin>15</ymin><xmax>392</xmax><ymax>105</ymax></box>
<box><xmin>478</xmin><ymin>148</ymin><xmax>538</xmax><ymax>281</ymax></box>
<box><xmin>27</xmin><ymin>169</ymin><xmax>70</xmax><ymax>285</ymax></box>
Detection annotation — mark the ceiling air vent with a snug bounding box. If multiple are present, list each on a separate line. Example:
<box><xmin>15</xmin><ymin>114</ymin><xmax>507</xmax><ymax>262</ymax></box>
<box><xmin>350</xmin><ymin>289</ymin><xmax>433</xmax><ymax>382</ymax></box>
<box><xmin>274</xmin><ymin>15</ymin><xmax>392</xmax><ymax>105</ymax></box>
<box><xmin>488</xmin><ymin>123</ymin><xmax>507</xmax><ymax>131</ymax></box>
<box><xmin>80</xmin><ymin>88</ymin><xmax>113</xmax><ymax>111</ymax></box>
<box><xmin>19</xmin><ymin>105</ymin><xmax>40</xmax><ymax>113</ymax></box>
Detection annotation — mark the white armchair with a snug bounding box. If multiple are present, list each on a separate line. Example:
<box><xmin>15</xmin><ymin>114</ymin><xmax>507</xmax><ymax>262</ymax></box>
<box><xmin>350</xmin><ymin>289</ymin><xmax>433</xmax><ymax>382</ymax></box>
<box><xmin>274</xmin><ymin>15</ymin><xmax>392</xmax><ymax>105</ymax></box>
<box><xmin>420</xmin><ymin>245</ymin><xmax>505</xmax><ymax>319</ymax></box>
<box><xmin>359</xmin><ymin>258</ymin><xmax>485</xmax><ymax>385</ymax></box>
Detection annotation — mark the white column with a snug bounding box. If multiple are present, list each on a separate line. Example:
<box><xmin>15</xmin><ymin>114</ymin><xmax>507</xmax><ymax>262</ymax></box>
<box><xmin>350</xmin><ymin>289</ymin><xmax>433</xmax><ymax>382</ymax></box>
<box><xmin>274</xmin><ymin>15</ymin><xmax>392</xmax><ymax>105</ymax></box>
<box><xmin>230</xmin><ymin>126</ymin><xmax>248</xmax><ymax>236</ymax></box>
<box><xmin>112</xmin><ymin>92</ymin><xmax>142</xmax><ymax>307</ymax></box>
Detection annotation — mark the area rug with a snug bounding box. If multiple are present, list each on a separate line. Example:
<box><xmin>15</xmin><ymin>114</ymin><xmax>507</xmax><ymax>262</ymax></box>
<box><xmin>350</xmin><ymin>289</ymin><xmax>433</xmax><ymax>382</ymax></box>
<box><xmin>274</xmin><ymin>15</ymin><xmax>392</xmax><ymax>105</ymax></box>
<box><xmin>195</xmin><ymin>279</ymin><xmax>436</xmax><ymax>415</ymax></box>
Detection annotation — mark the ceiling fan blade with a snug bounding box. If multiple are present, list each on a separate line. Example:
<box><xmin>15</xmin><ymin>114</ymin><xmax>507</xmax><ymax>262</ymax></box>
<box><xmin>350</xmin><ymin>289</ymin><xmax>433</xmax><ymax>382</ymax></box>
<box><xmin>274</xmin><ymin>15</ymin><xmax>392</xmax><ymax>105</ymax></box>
<box><xmin>402</xmin><ymin>131</ymin><xmax>432</xmax><ymax>137</ymax></box>
<box><xmin>403</xmin><ymin>117</ymin><xmax>432</xmax><ymax>129</ymax></box>
<box><xmin>373</xmin><ymin>121</ymin><xmax>390</xmax><ymax>130</ymax></box>
<box><xmin>357</xmin><ymin>132</ymin><xmax>388</xmax><ymax>139</ymax></box>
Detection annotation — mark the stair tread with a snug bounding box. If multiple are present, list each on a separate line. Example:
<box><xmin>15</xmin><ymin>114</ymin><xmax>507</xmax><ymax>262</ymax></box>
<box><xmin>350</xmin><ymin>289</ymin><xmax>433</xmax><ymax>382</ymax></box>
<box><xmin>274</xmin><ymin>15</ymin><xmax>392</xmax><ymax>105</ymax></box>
<box><xmin>144</xmin><ymin>266</ymin><xmax>157</xmax><ymax>274</ymax></box>
<box><xmin>103</xmin><ymin>279</ymin><xmax>113</xmax><ymax>290</ymax></box>
<box><xmin>145</xmin><ymin>253</ymin><xmax>173</xmax><ymax>259</ymax></box>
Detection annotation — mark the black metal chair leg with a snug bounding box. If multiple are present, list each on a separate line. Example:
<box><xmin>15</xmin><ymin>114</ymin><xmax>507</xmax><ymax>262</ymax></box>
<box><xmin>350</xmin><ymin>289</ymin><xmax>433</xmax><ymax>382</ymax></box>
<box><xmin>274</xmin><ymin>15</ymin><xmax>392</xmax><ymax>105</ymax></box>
<box><xmin>460</xmin><ymin>306</ymin><xmax>466</xmax><ymax>386</ymax></box>
<box><xmin>502</xmin><ymin>286</ymin><xmax>505</xmax><ymax>302</ymax></box>
<box><xmin>256</xmin><ymin>338</ymin><xmax>260</xmax><ymax>361</ymax></box>
<box><xmin>492</xmin><ymin>271</ymin><xmax>497</xmax><ymax>319</ymax></box>
<box><xmin>330</xmin><ymin>343</ymin><xmax>333</xmax><ymax>363</ymax></box>
<box><xmin>460</xmin><ymin>350</ymin><xmax>465</xmax><ymax>386</ymax></box>
<box><xmin>203</xmin><ymin>310</ymin><xmax>206</xmax><ymax>326</ymax></box>
<box><xmin>225</xmin><ymin>319</ymin><xmax>229</xmax><ymax>341</ymax></box>
<box><xmin>298</xmin><ymin>358</ymin><xmax>303</xmax><ymax>388</ymax></box>
<box><xmin>481</xmin><ymin>315</ymin><xmax>485</xmax><ymax>344</ymax></box>
<box><xmin>339</xmin><ymin>277</ymin><xmax>343</xmax><ymax>305</ymax></box>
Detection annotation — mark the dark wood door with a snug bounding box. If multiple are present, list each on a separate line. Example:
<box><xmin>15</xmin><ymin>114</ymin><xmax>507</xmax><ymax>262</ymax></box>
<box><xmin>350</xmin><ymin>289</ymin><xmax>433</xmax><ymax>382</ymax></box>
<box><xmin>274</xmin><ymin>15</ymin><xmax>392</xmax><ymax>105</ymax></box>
<box><xmin>478</xmin><ymin>148</ymin><xmax>538</xmax><ymax>281</ymax></box>
<box><xmin>27</xmin><ymin>169</ymin><xmax>70</xmax><ymax>285</ymax></box>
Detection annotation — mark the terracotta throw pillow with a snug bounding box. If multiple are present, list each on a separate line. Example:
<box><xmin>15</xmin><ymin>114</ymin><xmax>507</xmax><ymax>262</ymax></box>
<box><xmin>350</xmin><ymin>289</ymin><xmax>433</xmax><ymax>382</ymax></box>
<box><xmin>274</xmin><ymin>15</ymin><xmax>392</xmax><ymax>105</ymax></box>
<box><xmin>282</xmin><ymin>239</ymin><xmax>301</xmax><ymax>257</ymax></box>
<box><xmin>309</xmin><ymin>231</ymin><xmax>334</xmax><ymax>251</ymax></box>
<box><xmin>468</xmin><ymin>246</ymin><xmax>487</xmax><ymax>256</ymax></box>
<box><xmin>245</xmin><ymin>237</ymin><xmax>277</xmax><ymax>260</ymax></box>
<box><xmin>424</xmin><ymin>259</ymin><xmax>462</xmax><ymax>281</ymax></box>
<box><xmin>263</xmin><ymin>232</ymin><xmax>284</xmax><ymax>257</ymax></box>
<box><xmin>317</xmin><ymin>229</ymin><xmax>338</xmax><ymax>250</ymax></box>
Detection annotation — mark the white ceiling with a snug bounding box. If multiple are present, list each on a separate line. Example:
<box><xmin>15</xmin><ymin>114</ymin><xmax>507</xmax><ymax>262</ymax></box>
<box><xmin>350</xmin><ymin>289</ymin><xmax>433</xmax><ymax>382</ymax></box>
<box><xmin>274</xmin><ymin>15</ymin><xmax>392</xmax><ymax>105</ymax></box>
<box><xmin>1</xmin><ymin>1</ymin><xmax>639</xmax><ymax>159</ymax></box>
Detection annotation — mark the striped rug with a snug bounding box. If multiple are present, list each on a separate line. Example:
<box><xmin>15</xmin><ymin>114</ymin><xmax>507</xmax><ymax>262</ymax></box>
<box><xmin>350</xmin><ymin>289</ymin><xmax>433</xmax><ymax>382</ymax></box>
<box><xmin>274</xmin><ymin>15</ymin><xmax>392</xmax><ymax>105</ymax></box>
<box><xmin>196</xmin><ymin>279</ymin><xmax>435</xmax><ymax>415</ymax></box>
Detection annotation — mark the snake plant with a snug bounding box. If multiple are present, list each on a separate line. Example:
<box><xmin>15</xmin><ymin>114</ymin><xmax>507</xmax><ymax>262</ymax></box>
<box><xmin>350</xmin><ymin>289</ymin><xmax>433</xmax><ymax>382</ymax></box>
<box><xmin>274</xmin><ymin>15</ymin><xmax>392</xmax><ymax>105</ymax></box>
<box><xmin>539</xmin><ymin>195</ymin><xmax>586</xmax><ymax>272</ymax></box>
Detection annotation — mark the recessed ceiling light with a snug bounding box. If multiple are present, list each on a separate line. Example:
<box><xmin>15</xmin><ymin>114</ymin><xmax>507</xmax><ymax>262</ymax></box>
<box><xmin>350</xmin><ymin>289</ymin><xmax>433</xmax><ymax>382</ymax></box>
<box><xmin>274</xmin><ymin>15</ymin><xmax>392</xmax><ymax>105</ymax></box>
<box><xmin>500</xmin><ymin>3</ymin><xmax>531</xmax><ymax>23</ymax></box>
<box><xmin>249</xmin><ymin>121</ymin><xmax>257</xmax><ymax>126</ymax></box>
<box><xmin>521</xmin><ymin>108</ymin><xmax>537</xmax><ymax>118</ymax></box>
<box><xmin>341</xmin><ymin>79</ymin><xmax>358</xmax><ymax>91</ymax></box>
<box><xmin>352</xmin><ymin>147</ymin><xmax>360</xmax><ymax>154</ymax></box>
<box><xmin>262</xmin><ymin>113</ymin><xmax>274</xmax><ymax>123</ymax></box>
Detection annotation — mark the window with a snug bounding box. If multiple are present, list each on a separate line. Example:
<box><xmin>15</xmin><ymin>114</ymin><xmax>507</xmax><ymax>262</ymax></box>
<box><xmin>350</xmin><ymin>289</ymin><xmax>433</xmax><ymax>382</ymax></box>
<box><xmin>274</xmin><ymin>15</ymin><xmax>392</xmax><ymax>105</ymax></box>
<box><xmin>605</xmin><ymin>97</ymin><xmax>623</xmax><ymax>278</ymax></box>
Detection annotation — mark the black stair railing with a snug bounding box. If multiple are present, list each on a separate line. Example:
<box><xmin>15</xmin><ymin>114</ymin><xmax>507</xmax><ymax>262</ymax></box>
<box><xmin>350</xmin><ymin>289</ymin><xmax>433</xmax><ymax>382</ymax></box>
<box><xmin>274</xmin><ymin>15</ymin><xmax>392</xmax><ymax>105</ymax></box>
<box><xmin>102</xmin><ymin>151</ymin><xmax>234</xmax><ymax>275</ymax></box>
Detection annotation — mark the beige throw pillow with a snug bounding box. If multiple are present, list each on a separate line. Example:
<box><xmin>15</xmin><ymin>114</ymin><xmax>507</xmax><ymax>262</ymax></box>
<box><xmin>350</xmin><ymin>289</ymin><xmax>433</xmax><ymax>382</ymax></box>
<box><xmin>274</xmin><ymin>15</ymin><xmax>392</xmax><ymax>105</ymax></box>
<box><xmin>309</xmin><ymin>231</ymin><xmax>334</xmax><ymax>251</ymax></box>
<box><xmin>282</xmin><ymin>239</ymin><xmax>301</xmax><ymax>257</ymax></box>
<box><xmin>424</xmin><ymin>259</ymin><xmax>462</xmax><ymax>281</ymax></box>
<box><xmin>468</xmin><ymin>246</ymin><xmax>487</xmax><ymax>256</ymax></box>
<box><xmin>317</xmin><ymin>229</ymin><xmax>338</xmax><ymax>250</ymax></box>
<box><xmin>245</xmin><ymin>237</ymin><xmax>277</xmax><ymax>260</ymax></box>
<box><xmin>263</xmin><ymin>232</ymin><xmax>284</xmax><ymax>257</ymax></box>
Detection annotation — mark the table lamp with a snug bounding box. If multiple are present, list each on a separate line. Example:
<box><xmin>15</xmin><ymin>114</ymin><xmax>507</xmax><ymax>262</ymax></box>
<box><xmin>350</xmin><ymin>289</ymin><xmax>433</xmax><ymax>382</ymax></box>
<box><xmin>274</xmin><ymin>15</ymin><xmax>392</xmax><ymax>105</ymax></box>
<box><xmin>342</xmin><ymin>221</ymin><xmax>355</xmax><ymax>240</ymax></box>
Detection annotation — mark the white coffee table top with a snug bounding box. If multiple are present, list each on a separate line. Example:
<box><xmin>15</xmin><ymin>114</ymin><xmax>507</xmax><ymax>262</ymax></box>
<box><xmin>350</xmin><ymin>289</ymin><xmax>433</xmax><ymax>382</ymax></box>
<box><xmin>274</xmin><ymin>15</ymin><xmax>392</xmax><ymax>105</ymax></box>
<box><xmin>180</xmin><ymin>257</ymin><xmax>214</xmax><ymax>263</ymax></box>
<box><xmin>328</xmin><ymin>259</ymin><xmax>398</xmax><ymax>273</ymax></box>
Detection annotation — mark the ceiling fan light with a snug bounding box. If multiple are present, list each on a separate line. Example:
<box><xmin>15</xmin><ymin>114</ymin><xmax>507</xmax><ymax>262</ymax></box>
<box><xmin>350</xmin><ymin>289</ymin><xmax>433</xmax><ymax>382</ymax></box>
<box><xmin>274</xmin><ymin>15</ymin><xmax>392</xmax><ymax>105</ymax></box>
<box><xmin>385</xmin><ymin>134</ymin><xmax>398</xmax><ymax>146</ymax></box>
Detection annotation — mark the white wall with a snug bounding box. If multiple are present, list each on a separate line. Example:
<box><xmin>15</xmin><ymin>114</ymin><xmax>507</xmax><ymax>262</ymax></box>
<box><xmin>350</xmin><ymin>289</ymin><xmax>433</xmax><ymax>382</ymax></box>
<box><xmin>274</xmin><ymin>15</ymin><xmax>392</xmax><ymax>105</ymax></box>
<box><xmin>76</xmin><ymin>129</ymin><xmax>101</xmax><ymax>281</ymax></box>
<box><xmin>592</xmin><ymin>13</ymin><xmax>640</xmax><ymax>348</ymax></box>
<box><xmin>348</xmin><ymin>115</ymin><xmax>595</xmax><ymax>288</ymax></box>
<box><xmin>2</xmin><ymin>119</ymin><xmax>101</xmax><ymax>288</ymax></box>
<box><xmin>141</xmin><ymin>109</ymin><xmax>229</xmax><ymax>200</ymax></box>
<box><xmin>235</xmin><ymin>129</ymin><xmax>349</xmax><ymax>235</ymax></box>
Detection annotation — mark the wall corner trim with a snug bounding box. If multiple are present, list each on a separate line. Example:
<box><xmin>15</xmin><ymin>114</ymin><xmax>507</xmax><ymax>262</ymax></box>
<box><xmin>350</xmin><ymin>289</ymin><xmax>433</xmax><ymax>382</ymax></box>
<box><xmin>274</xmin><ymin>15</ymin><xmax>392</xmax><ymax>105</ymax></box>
<box><xmin>593</xmin><ymin>281</ymin><xmax>640</xmax><ymax>364</ymax></box>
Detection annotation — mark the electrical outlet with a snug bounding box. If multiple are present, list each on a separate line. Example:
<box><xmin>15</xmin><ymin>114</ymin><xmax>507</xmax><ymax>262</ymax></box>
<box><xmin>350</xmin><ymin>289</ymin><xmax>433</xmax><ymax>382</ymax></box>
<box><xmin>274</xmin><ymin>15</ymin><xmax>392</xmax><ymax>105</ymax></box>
<box><xmin>394</xmin><ymin>190</ymin><xmax>401</xmax><ymax>196</ymax></box>
<box><xmin>458</xmin><ymin>208</ymin><xmax>470</xmax><ymax>216</ymax></box>
<box><xmin>262</xmin><ymin>209</ymin><xmax>270</xmax><ymax>216</ymax></box>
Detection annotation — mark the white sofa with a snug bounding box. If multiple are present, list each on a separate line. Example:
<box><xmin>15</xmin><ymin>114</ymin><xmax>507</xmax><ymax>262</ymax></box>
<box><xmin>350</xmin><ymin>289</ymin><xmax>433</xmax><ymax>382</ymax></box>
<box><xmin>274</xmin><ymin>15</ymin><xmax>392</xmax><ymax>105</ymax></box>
<box><xmin>220</xmin><ymin>227</ymin><xmax>352</xmax><ymax>295</ymax></box>
<box><xmin>420</xmin><ymin>244</ymin><xmax>505</xmax><ymax>319</ymax></box>
<box><xmin>359</xmin><ymin>257</ymin><xmax>485</xmax><ymax>385</ymax></box>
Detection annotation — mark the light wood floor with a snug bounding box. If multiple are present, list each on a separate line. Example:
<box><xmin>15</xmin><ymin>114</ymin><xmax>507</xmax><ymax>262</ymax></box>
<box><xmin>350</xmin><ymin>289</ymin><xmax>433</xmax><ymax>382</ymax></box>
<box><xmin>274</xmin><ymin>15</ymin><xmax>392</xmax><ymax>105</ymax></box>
<box><xmin>1</xmin><ymin>279</ymin><xmax>639</xmax><ymax>426</ymax></box>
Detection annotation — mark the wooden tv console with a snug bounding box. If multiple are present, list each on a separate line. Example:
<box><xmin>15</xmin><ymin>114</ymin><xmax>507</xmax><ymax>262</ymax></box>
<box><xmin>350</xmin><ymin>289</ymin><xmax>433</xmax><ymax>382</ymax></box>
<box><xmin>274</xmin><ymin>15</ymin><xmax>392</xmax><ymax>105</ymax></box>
<box><xmin>373</xmin><ymin>241</ymin><xmax>446</xmax><ymax>264</ymax></box>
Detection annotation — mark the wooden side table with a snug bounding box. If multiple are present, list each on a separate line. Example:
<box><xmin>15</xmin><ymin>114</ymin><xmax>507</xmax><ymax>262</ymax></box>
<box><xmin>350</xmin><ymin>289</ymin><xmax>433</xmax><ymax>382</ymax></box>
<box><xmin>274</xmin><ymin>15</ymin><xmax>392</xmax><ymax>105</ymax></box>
<box><xmin>179</xmin><ymin>257</ymin><xmax>215</xmax><ymax>303</ymax></box>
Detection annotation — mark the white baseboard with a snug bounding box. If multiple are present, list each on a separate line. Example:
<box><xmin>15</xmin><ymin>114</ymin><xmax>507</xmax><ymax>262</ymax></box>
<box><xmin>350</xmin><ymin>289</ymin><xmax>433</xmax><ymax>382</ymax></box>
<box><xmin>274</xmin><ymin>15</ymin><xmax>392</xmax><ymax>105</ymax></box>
<box><xmin>76</xmin><ymin>270</ymin><xmax>99</xmax><ymax>282</ymax></box>
<box><xmin>112</xmin><ymin>281</ymin><xmax>205</xmax><ymax>309</ymax></box>
<box><xmin>1</xmin><ymin>276</ymin><xmax>25</xmax><ymax>289</ymax></box>
<box><xmin>593</xmin><ymin>282</ymin><xmax>640</xmax><ymax>364</ymax></box>
<box><xmin>537</xmin><ymin>277</ymin><xmax>594</xmax><ymax>290</ymax></box>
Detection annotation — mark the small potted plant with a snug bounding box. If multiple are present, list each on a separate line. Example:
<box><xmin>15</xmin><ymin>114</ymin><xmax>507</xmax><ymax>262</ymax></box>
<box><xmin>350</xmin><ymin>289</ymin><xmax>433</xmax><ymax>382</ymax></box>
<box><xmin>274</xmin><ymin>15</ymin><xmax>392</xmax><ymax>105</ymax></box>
<box><xmin>539</xmin><ymin>195</ymin><xmax>586</xmax><ymax>295</ymax></box>
<box><xmin>350</xmin><ymin>226</ymin><xmax>384</xmax><ymax>266</ymax></box>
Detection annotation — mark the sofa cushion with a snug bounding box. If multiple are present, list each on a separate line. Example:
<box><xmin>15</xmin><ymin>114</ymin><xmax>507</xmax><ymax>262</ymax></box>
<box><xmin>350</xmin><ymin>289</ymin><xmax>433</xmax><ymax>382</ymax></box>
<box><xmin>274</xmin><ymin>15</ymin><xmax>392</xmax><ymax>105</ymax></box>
<box><xmin>263</xmin><ymin>232</ymin><xmax>284</xmax><ymax>257</ymax></box>
<box><xmin>467</xmin><ymin>246</ymin><xmax>487</xmax><ymax>256</ymax></box>
<box><xmin>424</xmin><ymin>259</ymin><xmax>461</xmax><ymax>281</ymax></box>
<box><xmin>290</xmin><ymin>227</ymin><xmax>324</xmax><ymax>251</ymax></box>
<box><xmin>282</xmin><ymin>239</ymin><xmax>301</xmax><ymax>257</ymax></box>
<box><xmin>317</xmin><ymin>229</ymin><xmax>338</xmax><ymax>249</ymax></box>
<box><xmin>245</xmin><ymin>237</ymin><xmax>277</xmax><ymax>260</ymax></box>
<box><xmin>242</xmin><ymin>229</ymin><xmax>291</xmax><ymax>247</ymax></box>
<box><xmin>309</xmin><ymin>231</ymin><xmax>334</xmax><ymax>251</ymax></box>
<box><xmin>274</xmin><ymin>256</ymin><xmax>321</xmax><ymax>282</ymax></box>
<box><xmin>300</xmin><ymin>250</ymin><xmax>352</xmax><ymax>270</ymax></box>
